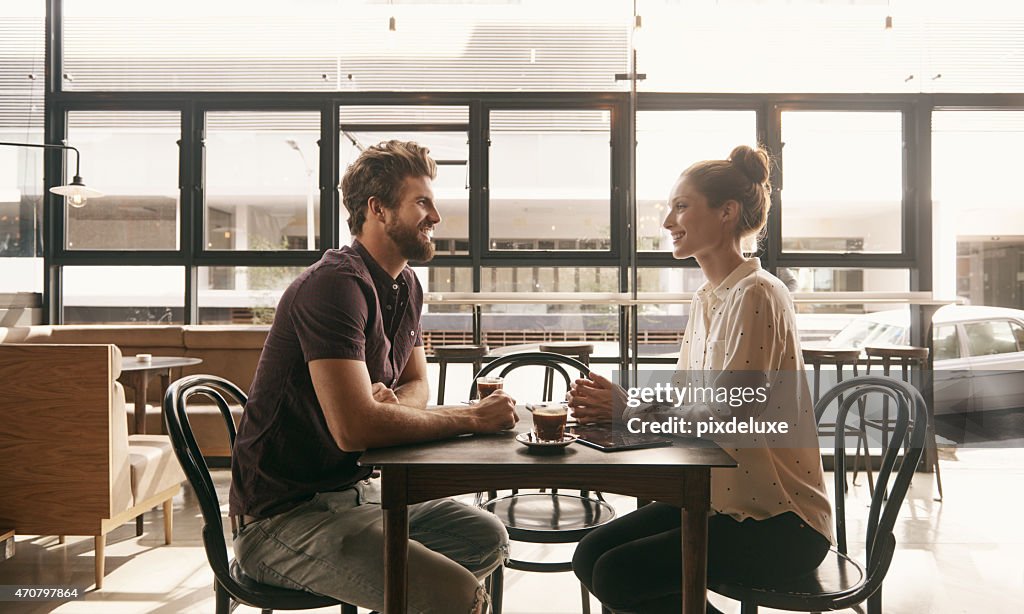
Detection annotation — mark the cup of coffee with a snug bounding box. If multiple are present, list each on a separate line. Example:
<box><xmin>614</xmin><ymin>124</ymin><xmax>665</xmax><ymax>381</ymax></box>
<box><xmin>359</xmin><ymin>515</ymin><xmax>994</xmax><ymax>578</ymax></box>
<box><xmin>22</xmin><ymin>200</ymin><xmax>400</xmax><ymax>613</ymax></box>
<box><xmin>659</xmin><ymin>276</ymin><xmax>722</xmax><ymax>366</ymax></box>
<box><xmin>532</xmin><ymin>403</ymin><xmax>568</xmax><ymax>442</ymax></box>
<box><xmin>476</xmin><ymin>376</ymin><xmax>504</xmax><ymax>399</ymax></box>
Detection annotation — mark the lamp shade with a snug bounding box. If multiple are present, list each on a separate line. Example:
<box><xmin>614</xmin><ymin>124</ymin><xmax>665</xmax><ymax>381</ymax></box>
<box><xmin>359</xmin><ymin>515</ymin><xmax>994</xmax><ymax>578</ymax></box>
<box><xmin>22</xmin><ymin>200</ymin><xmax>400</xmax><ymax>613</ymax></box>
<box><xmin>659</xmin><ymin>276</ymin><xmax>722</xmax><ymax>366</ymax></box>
<box><xmin>50</xmin><ymin>175</ymin><xmax>103</xmax><ymax>208</ymax></box>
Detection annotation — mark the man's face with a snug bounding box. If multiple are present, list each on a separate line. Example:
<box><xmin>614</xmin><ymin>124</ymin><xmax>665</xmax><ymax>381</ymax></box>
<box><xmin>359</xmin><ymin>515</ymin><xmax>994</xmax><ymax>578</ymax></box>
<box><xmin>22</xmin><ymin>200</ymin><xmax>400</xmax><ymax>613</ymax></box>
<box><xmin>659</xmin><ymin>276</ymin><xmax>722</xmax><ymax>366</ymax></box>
<box><xmin>383</xmin><ymin>175</ymin><xmax>441</xmax><ymax>262</ymax></box>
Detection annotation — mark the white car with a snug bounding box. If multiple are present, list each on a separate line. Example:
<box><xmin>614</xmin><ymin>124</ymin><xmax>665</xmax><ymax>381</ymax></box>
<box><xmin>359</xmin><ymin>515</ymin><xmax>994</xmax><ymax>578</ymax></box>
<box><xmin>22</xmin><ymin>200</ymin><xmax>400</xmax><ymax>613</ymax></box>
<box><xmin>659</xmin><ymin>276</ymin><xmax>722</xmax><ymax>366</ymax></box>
<box><xmin>823</xmin><ymin>305</ymin><xmax>1024</xmax><ymax>415</ymax></box>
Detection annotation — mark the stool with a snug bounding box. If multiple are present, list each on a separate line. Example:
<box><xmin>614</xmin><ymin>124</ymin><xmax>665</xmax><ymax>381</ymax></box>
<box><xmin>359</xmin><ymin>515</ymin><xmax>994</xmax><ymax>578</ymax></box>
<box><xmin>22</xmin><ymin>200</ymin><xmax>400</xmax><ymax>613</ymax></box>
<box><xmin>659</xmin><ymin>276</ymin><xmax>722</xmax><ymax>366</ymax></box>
<box><xmin>803</xmin><ymin>348</ymin><xmax>872</xmax><ymax>491</ymax></box>
<box><xmin>433</xmin><ymin>345</ymin><xmax>488</xmax><ymax>405</ymax></box>
<box><xmin>864</xmin><ymin>345</ymin><xmax>943</xmax><ymax>500</ymax></box>
<box><xmin>538</xmin><ymin>342</ymin><xmax>594</xmax><ymax>402</ymax></box>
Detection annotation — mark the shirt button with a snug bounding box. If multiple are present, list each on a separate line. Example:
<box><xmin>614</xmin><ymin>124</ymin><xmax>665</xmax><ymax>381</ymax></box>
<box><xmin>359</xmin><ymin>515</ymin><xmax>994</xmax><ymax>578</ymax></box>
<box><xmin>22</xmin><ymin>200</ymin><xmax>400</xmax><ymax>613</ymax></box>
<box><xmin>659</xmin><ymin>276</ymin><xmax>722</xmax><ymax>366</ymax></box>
<box><xmin>386</xmin><ymin>305</ymin><xmax>392</xmax><ymax>310</ymax></box>
<box><xmin>409</xmin><ymin>331</ymin><xmax>415</xmax><ymax>337</ymax></box>
<box><xmin>392</xmin><ymin>284</ymin><xmax>399</xmax><ymax>290</ymax></box>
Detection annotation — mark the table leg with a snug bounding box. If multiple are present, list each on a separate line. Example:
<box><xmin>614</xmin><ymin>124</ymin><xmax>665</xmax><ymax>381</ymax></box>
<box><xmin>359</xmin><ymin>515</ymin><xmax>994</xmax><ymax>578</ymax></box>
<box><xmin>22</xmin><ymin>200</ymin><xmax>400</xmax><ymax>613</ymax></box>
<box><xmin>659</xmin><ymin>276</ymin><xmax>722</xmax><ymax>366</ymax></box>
<box><xmin>382</xmin><ymin>467</ymin><xmax>409</xmax><ymax>614</ymax></box>
<box><xmin>134</xmin><ymin>372</ymin><xmax>150</xmax><ymax>435</ymax></box>
<box><xmin>159</xmin><ymin>372</ymin><xmax>172</xmax><ymax>434</ymax></box>
<box><xmin>681</xmin><ymin>468</ymin><xmax>710</xmax><ymax>614</ymax></box>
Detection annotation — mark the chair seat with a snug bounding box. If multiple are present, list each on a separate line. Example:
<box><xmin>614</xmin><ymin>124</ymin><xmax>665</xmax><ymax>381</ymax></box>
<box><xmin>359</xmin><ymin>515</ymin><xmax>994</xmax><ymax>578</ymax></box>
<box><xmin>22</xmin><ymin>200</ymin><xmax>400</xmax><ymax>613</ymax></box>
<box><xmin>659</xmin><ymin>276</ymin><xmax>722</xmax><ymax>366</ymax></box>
<box><xmin>538</xmin><ymin>342</ymin><xmax>594</xmax><ymax>356</ymax></box>
<box><xmin>433</xmin><ymin>345</ymin><xmax>489</xmax><ymax>359</ymax></box>
<box><xmin>127</xmin><ymin>435</ymin><xmax>186</xmax><ymax>503</ymax></box>
<box><xmin>711</xmin><ymin>548</ymin><xmax>865</xmax><ymax>610</ymax></box>
<box><xmin>482</xmin><ymin>493</ymin><xmax>616</xmax><ymax>543</ymax></box>
<box><xmin>229</xmin><ymin>560</ymin><xmax>342</xmax><ymax>610</ymax></box>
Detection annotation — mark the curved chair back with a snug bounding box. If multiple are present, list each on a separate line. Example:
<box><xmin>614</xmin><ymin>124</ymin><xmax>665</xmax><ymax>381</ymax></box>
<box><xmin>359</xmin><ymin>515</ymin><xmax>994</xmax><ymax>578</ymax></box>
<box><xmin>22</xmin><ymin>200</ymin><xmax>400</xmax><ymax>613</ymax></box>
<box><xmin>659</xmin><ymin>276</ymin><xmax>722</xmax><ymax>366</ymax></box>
<box><xmin>163</xmin><ymin>375</ymin><xmax>249</xmax><ymax>597</ymax></box>
<box><xmin>469</xmin><ymin>351</ymin><xmax>590</xmax><ymax>400</ymax></box>
<box><xmin>814</xmin><ymin>375</ymin><xmax>927</xmax><ymax>610</ymax></box>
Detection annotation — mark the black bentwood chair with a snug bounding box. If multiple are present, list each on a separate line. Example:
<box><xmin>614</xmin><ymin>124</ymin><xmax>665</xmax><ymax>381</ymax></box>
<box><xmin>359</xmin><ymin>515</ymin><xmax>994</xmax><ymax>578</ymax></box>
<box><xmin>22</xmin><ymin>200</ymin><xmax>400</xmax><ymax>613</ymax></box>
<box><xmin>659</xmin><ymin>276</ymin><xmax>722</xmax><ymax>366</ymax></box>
<box><xmin>471</xmin><ymin>352</ymin><xmax>617</xmax><ymax>614</ymax></box>
<box><xmin>710</xmin><ymin>375</ymin><xmax>927</xmax><ymax>614</ymax></box>
<box><xmin>163</xmin><ymin>375</ymin><xmax>359</xmax><ymax>614</ymax></box>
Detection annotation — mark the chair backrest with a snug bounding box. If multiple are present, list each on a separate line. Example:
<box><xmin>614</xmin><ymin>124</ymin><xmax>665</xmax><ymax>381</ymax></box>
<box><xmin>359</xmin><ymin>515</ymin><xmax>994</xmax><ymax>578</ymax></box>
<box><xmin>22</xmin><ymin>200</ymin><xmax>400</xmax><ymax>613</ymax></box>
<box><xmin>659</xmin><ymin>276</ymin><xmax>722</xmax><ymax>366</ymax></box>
<box><xmin>163</xmin><ymin>374</ymin><xmax>249</xmax><ymax>597</ymax></box>
<box><xmin>469</xmin><ymin>351</ymin><xmax>590</xmax><ymax>400</ymax></box>
<box><xmin>813</xmin><ymin>375</ymin><xmax>926</xmax><ymax>608</ymax></box>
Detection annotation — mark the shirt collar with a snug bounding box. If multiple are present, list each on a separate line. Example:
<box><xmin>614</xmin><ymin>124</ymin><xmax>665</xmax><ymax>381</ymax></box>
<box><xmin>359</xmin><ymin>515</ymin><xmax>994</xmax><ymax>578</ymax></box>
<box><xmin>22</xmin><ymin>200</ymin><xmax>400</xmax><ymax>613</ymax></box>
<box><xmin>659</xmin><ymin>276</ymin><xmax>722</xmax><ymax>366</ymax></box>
<box><xmin>706</xmin><ymin>258</ymin><xmax>762</xmax><ymax>302</ymax></box>
<box><xmin>352</xmin><ymin>239</ymin><xmax>407</xmax><ymax>291</ymax></box>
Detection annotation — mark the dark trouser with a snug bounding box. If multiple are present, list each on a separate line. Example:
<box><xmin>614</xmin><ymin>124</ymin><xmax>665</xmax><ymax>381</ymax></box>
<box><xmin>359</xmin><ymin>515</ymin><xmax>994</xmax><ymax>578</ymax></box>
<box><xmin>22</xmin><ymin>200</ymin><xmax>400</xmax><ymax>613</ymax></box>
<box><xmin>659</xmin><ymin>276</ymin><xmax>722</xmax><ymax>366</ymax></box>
<box><xmin>572</xmin><ymin>503</ymin><xmax>830</xmax><ymax>614</ymax></box>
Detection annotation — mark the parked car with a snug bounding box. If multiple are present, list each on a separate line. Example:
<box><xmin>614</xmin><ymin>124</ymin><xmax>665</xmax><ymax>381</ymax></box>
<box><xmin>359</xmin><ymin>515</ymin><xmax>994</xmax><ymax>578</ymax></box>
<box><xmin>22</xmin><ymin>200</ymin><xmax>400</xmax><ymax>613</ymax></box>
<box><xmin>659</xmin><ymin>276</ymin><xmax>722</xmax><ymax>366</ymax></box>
<box><xmin>822</xmin><ymin>305</ymin><xmax>1024</xmax><ymax>414</ymax></box>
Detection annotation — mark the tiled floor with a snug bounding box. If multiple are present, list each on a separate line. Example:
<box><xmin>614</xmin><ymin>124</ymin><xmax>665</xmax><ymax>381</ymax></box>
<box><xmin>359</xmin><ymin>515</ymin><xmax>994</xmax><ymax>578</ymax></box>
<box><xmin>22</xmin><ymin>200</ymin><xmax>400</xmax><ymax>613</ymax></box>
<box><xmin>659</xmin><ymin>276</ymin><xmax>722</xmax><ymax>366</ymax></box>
<box><xmin>1</xmin><ymin>447</ymin><xmax>1021</xmax><ymax>613</ymax></box>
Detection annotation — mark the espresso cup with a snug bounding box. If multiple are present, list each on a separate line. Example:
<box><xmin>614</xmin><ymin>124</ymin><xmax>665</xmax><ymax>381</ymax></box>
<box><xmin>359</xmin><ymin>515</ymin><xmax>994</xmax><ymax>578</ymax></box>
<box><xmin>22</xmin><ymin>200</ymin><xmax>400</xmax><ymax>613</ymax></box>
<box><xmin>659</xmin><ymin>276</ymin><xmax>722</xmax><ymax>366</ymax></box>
<box><xmin>532</xmin><ymin>403</ymin><xmax>568</xmax><ymax>442</ymax></box>
<box><xmin>476</xmin><ymin>376</ymin><xmax>504</xmax><ymax>399</ymax></box>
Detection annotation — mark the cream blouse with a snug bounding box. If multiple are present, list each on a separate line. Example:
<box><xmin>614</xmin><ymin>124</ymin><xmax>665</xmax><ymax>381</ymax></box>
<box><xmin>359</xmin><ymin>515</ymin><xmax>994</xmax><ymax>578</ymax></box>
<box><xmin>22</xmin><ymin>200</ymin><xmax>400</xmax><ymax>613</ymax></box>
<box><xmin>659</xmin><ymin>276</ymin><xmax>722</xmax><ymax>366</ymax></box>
<box><xmin>634</xmin><ymin>258</ymin><xmax>834</xmax><ymax>543</ymax></box>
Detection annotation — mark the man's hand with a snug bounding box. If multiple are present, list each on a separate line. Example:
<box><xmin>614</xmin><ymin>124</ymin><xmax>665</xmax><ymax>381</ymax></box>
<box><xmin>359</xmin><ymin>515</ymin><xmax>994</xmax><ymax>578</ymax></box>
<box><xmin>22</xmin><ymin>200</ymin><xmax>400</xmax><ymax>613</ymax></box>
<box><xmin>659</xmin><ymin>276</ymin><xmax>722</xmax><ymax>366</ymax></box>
<box><xmin>371</xmin><ymin>382</ymin><xmax>399</xmax><ymax>404</ymax></box>
<box><xmin>470</xmin><ymin>389</ymin><xmax>519</xmax><ymax>433</ymax></box>
<box><xmin>567</xmin><ymin>372</ymin><xmax>626</xmax><ymax>424</ymax></box>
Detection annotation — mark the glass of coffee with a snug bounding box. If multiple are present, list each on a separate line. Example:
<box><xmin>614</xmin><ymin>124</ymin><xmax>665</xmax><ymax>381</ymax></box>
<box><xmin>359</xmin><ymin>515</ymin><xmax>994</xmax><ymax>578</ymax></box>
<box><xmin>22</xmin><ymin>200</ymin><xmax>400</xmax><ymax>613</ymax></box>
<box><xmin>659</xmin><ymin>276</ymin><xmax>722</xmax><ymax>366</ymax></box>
<box><xmin>532</xmin><ymin>403</ymin><xmax>568</xmax><ymax>442</ymax></box>
<box><xmin>476</xmin><ymin>376</ymin><xmax>504</xmax><ymax>399</ymax></box>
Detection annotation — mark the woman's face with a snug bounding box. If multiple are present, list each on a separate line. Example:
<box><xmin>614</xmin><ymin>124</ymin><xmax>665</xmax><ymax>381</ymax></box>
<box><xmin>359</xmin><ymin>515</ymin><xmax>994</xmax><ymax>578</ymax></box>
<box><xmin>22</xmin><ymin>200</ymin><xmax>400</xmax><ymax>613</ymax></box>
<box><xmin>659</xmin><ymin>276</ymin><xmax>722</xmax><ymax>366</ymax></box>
<box><xmin>662</xmin><ymin>176</ymin><xmax>730</xmax><ymax>260</ymax></box>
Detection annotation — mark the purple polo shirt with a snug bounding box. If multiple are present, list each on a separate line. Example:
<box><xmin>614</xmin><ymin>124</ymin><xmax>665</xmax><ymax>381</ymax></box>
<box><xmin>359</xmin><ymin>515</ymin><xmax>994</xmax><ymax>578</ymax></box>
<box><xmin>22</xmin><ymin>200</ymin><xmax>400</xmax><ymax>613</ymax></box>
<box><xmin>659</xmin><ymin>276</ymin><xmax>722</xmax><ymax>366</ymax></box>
<box><xmin>229</xmin><ymin>240</ymin><xmax>423</xmax><ymax>519</ymax></box>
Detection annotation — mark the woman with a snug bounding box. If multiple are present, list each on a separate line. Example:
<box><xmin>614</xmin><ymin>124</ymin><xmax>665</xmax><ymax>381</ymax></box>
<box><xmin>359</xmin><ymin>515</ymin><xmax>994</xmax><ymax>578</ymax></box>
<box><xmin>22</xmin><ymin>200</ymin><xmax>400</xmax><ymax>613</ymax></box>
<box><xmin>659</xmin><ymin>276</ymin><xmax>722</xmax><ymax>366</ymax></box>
<box><xmin>568</xmin><ymin>145</ymin><xmax>833</xmax><ymax>613</ymax></box>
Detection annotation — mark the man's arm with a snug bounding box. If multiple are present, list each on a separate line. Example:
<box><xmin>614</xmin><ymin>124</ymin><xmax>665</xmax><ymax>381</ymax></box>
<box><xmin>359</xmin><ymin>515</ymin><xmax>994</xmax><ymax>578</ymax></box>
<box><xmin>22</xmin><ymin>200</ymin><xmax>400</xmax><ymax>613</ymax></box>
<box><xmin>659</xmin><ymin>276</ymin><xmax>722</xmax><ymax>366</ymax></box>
<box><xmin>393</xmin><ymin>346</ymin><xmax>430</xmax><ymax>409</ymax></box>
<box><xmin>309</xmin><ymin>357</ymin><xmax>517</xmax><ymax>451</ymax></box>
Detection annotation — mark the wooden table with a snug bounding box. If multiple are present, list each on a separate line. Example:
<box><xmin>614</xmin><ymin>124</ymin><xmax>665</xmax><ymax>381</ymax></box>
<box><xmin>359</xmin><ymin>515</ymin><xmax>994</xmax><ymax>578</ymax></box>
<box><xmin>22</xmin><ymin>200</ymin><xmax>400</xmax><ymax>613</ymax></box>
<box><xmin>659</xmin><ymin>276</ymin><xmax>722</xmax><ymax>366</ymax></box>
<box><xmin>360</xmin><ymin>408</ymin><xmax>736</xmax><ymax>614</ymax></box>
<box><xmin>119</xmin><ymin>356</ymin><xmax>203</xmax><ymax>434</ymax></box>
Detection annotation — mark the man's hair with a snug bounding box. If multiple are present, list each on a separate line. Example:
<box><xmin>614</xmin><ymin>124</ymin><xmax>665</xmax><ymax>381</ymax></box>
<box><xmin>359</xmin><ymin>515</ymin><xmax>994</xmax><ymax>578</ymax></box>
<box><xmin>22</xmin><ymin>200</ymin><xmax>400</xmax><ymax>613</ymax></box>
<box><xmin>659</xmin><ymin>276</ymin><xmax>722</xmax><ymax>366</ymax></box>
<box><xmin>341</xmin><ymin>140</ymin><xmax>437</xmax><ymax>235</ymax></box>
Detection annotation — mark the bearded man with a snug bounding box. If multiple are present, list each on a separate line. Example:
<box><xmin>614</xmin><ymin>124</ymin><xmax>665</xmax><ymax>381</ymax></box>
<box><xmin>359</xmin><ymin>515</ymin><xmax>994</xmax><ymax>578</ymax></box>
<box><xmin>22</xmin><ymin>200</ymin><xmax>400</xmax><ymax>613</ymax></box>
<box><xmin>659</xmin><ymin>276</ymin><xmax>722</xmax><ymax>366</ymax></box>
<box><xmin>229</xmin><ymin>140</ymin><xmax>515</xmax><ymax>613</ymax></box>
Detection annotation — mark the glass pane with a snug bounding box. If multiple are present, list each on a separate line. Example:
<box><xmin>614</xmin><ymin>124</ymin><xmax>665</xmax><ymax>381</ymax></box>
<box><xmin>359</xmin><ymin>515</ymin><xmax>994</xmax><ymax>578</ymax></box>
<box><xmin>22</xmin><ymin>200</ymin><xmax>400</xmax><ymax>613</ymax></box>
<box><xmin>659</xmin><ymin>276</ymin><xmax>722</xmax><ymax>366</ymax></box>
<box><xmin>636</xmin><ymin>111</ymin><xmax>758</xmax><ymax>251</ymax></box>
<box><xmin>489</xmin><ymin>110</ymin><xmax>611</xmax><ymax>251</ymax></box>
<box><xmin>933</xmin><ymin>325</ymin><xmax>960</xmax><ymax>361</ymax></box>
<box><xmin>65</xmin><ymin>111</ymin><xmax>180</xmax><ymax>250</ymax></box>
<box><xmin>205</xmin><ymin>112</ymin><xmax>320</xmax><ymax>251</ymax></box>
<box><xmin>0</xmin><ymin>131</ymin><xmax>44</xmax><ymax>293</ymax></box>
<box><xmin>0</xmin><ymin>3</ymin><xmax>44</xmax><ymax>291</ymax></box>
<box><xmin>413</xmin><ymin>266</ymin><xmax>473</xmax><ymax>361</ymax></box>
<box><xmin>340</xmin><ymin>130</ymin><xmax>468</xmax><ymax>253</ymax></box>
<box><xmin>780</xmin><ymin>111</ymin><xmax>903</xmax><ymax>254</ymax></box>
<box><xmin>635</xmin><ymin>267</ymin><xmax>707</xmax><ymax>359</ymax></box>
<box><xmin>785</xmin><ymin>267</ymin><xmax>910</xmax><ymax>346</ymax></box>
<box><xmin>934</xmin><ymin>111</ymin><xmax>1024</xmax><ymax>310</ymax></box>
<box><xmin>63</xmin><ymin>266</ymin><xmax>184</xmax><ymax>324</ymax></box>
<box><xmin>62</xmin><ymin>1</ymin><xmax>629</xmax><ymax>93</ymax></box>
<box><xmin>963</xmin><ymin>320</ymin><xmax>1020</xmax><ymax>357</ymax></box>
<box><xmin>197</xmin><ymin>265</ymin><xmax>306</xmax><ymax>324</ymax></box>
<box><xmin>479</xmin><ymin>266</ymin><xmax>619</xmax><ymax>357</ymax></box>
<box><xmin>340</xmin><ymin>106</ymin><xmax>468</xmax><ymax>124</ymax></box>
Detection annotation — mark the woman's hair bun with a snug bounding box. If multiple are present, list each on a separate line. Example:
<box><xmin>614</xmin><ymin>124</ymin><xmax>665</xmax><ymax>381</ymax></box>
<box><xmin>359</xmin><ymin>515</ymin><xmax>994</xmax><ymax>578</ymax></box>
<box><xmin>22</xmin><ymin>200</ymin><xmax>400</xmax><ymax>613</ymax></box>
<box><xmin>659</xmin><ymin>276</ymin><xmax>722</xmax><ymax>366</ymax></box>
<box><xmin>728</xmin><ymin>145</ymin><xmax>770</xmax><ymax>185</ymax></box>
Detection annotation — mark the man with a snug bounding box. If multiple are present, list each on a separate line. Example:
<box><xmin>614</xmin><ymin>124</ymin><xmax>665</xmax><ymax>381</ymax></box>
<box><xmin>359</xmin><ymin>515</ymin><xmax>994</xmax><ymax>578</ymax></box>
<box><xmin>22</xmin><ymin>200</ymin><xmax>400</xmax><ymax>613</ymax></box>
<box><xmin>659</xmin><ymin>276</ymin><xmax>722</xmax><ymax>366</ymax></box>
<box><xmin>229</xmin><ymin>140</ymin><xmax>516</xmax><ymax>613</ymax></box>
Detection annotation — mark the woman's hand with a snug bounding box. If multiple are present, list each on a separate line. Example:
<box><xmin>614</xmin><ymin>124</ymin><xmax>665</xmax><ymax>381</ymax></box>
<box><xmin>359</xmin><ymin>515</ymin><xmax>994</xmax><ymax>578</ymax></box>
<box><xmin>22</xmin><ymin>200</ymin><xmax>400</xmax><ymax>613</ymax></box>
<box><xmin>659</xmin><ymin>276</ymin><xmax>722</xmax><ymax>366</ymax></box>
<box><xmin>566</xmin><ymin>372</ymin><xmax>627</xmax><ymax>424</ymax></box>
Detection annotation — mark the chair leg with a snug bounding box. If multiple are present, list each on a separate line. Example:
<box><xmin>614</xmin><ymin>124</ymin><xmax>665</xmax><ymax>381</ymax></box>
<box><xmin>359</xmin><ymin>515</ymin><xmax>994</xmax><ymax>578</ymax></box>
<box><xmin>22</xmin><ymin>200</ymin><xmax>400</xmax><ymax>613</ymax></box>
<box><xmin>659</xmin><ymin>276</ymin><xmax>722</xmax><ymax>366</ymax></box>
<box><xmin>136</xmin><ymin>514</ymin><xmax>144</xmax><ymax>536</ymax></box>
<box><xmin>867</xmin><ymin>586</ymin><xmax>882</xmax><ymax>614</ymax></box>
<box><xmin>261</xmin><ymin>610</ymin><xmax>272</xmax><ymax>614</ymax></box>
<box><xmin>437</xmin><ymin>361</ymin><xmax>448</xmax><ymax>405</ymax></box>
<box><xmin>488</xmin><ymin>564</ymin><xmax>504</xmax><ymax>614</ymax></box>
<box><xmin>214</xmin><ymin>580</ymin><xmax>231</xmax><ymax>614</ymax></box>
<box><xmin>341</xmin><ymin>604</ymin><xmax>358</xmax><ymax>614</ymax></box>
<box><xmin>58</xmin><ymin>535</ymin><xmax>65</xmax><ymax>544</ymax></box>
<box><xmin>740</xmin><ymin>602</ymin><xmax>759</xmax><ymax>614</ymax></box>
<box><xmin>163</xmin><ymin>498</ymin><xmax>173</xmax><ymax>544</ymax></box>
<box><xmin>580</xmin><ymin>581</ymin><xmax>591</xmax><ymax>614</ymax></box>
<box><xmin>94</xmin><ymin>535</ymin><xmax>105</xmax><ymax>589</ymax></box>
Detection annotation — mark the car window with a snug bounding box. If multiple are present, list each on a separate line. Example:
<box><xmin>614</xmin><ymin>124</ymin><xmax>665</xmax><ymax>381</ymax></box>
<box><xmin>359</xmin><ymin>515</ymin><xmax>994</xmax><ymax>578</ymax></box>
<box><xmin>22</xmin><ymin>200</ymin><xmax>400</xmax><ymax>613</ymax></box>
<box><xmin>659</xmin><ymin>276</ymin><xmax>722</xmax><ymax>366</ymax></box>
<box><xmin>1011</xmin><ymin>321</ymin><xmax>1024</xmax><ymax>351</ymax></box>
<box><xmin>932</xmin><ymin>325</ymin><xmax>960</xmax><ymax>360</ymax></box>
<box><xmin>828</xmin><ymin>320</ymin><xmax>907</xmax><ymax>349</ymax></box>
<box><xmin>963</xmin><ymin>320</ymin><xmax>1021</xmax><ymax>357</ymax></box>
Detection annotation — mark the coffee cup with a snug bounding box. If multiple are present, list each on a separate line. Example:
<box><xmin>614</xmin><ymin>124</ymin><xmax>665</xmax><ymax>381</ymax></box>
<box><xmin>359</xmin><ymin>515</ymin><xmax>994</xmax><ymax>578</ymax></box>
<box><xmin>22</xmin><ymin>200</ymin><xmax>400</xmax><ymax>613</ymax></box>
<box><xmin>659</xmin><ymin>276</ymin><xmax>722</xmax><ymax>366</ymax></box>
<box><xmin>476</xmin><ymin>376</ymin><xmax>504</xmax><ymax>399</ymax></box>
<box><xmin>531</xmin><ymin>402</ymin><xmax>568</xmax><ymax>442</ymax></box>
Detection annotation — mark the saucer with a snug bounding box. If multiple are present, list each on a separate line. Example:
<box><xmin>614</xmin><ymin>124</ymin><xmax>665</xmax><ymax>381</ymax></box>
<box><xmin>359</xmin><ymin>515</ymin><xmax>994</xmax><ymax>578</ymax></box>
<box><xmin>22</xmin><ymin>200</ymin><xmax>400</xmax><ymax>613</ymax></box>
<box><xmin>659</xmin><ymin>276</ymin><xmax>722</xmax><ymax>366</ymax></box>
<box><xmin>515</xmin><ymin>432</ymin><xmax>578</xmax><ymax>449</ymax></box>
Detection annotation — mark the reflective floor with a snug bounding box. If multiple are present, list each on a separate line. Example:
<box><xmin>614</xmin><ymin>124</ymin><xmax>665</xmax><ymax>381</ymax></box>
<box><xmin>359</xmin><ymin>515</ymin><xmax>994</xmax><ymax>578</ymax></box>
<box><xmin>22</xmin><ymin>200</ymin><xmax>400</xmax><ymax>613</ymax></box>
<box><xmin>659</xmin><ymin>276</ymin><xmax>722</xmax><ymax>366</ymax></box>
<box><xmin>0</xmin><ymin>447</ymin><xmax>1021</xmax><ymax>613</ymax></box>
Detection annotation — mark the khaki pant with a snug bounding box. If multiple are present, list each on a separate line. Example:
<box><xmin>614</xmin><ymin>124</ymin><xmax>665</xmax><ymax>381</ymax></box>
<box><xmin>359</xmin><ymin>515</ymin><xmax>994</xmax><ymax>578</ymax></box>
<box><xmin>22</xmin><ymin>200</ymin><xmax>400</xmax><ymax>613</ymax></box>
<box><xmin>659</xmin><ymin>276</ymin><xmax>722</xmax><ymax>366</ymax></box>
<box><xmin>233</xmin><ymin>480</ymin><xmax>507</xmax><ymax>613</ymax></box>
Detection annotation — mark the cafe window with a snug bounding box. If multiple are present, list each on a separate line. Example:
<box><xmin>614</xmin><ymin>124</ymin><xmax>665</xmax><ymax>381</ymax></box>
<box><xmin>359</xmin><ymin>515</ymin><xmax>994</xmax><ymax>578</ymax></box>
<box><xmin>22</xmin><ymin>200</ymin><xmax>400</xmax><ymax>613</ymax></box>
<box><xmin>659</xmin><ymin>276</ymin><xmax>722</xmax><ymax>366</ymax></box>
<box><xmin>62</xmin><ymin>265</ymin><xmax>184</xmax><ymax>325</ymax></box>
<box><xmin>205</xmin><ymin>111</ymin><xmax>321</xmax><ymax>252</ymax></box>
<box><xmin>65</xmin><ymin>111</ymin><xmax>181</xmax><ymax>251</ymax></box>
<box><xmin>197</xmin><ymin>265</ymin><xmax>306</xmax><ymax>325</ymax></box>
<box><xmin>636</xmin><ymin>110</ymin><xmax>757</xmax><ymax>252</ymax></box>
<box><xmin>488</xmin><ymin>109</ymin><xmax>612</xmax><ymax>252</ymax></box>
<box><xmin>932</xmin><ymin>325</ymin><xmax>960</xmax><ymax>361</ymax></box>
<box><xmin>779</xmin><ymin>111</ymin><xmax>903</xmax><ymax>254</ymax></box>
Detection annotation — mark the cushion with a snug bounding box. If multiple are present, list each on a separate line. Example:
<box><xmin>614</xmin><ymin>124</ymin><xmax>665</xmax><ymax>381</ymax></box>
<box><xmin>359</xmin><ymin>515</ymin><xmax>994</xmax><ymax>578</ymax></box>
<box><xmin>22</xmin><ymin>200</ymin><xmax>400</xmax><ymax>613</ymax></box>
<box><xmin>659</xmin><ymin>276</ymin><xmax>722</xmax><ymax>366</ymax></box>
<box><xmin>127</xmin><ymin>435</ymin><xmax>185</xmax><ymax>503</ymax></box>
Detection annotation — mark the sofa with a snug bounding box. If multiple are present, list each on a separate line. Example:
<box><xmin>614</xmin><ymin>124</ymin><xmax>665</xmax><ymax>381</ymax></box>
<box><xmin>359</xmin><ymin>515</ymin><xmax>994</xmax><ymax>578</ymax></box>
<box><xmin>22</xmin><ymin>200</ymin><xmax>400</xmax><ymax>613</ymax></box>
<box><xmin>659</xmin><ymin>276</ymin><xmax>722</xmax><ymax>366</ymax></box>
<box><xmin>0</xmin><ymin>325</ymin><xmax>269</xmax><ymax>457</ymax></box>
<box><xmin>0</xmin><ymin>343</ymin><xmax>184</xmax><ymax>588</ymax></box>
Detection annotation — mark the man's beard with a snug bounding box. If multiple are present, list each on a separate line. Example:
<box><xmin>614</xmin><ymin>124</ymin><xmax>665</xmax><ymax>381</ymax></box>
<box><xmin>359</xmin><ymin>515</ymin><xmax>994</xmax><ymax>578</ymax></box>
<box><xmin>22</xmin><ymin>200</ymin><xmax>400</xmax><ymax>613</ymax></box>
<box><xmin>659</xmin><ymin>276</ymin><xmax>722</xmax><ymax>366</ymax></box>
<box><xmin>385</xmin><ymin>216</ymin><xmax>435</xmax><ymax>263</ymax></box>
